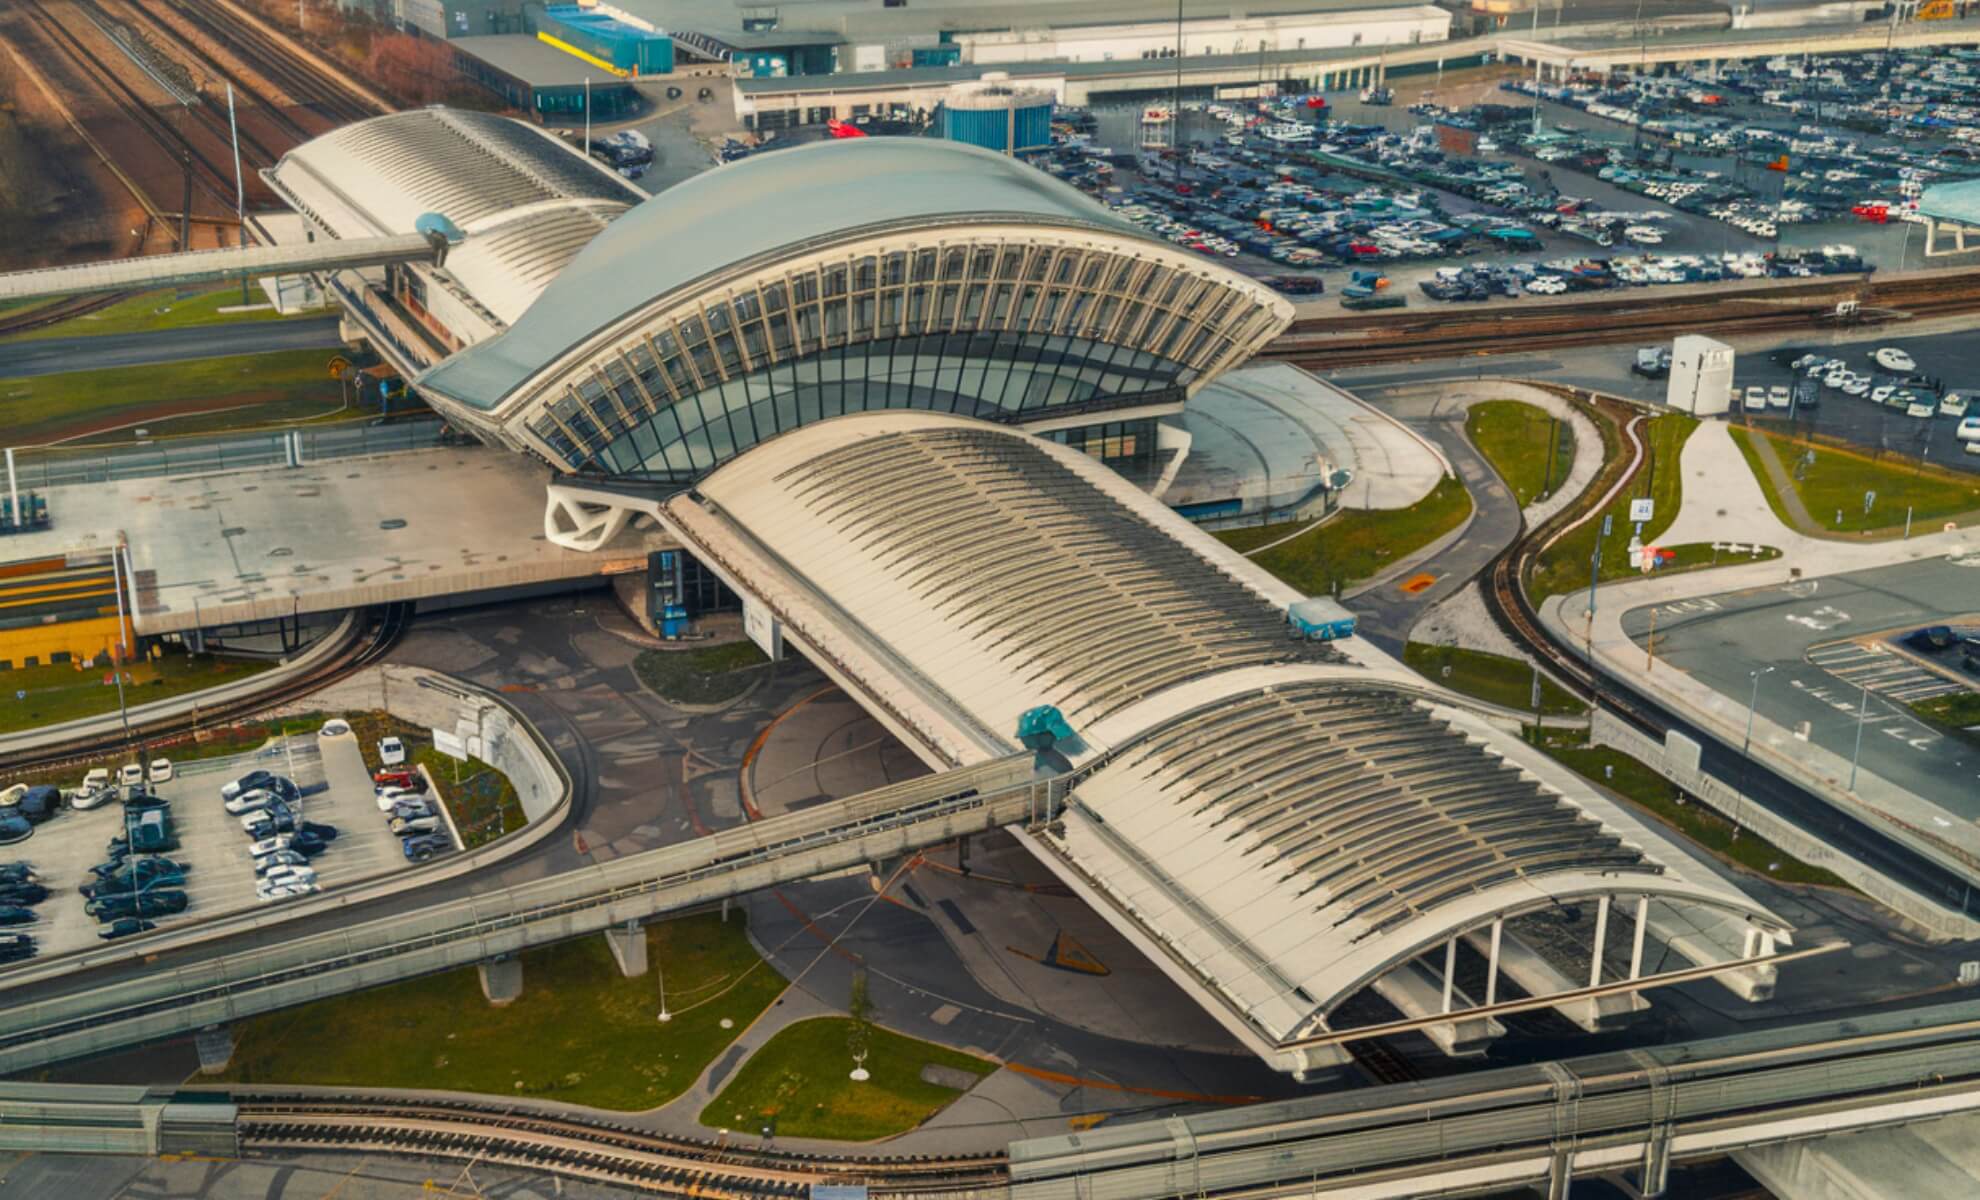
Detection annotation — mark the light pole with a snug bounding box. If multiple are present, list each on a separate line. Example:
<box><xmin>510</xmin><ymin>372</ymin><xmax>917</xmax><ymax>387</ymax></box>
<box><xmin>1734</xmin><ymin>665</ymin><xmax>1775</xmax><ymax>841</ymax></box>
<box><xmin>1848</xmin><ymin>683</ymin><xmax>1870</xmax><ymax>792</ymax></box>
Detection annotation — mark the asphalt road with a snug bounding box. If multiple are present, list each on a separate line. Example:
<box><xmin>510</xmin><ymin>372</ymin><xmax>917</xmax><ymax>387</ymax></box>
<box><xmin>0</xmin><ymin>317</ymin><xmax>344</xmax><ymax>379</ymax></box>
<box><xmin>1345</xmin><ymin>412</ymin><xmax>1523</xmax><ymax>654</ymax></box>
<box><xmin>1619</xmin><ymin>556</ymin><xmax>1980</xmax><ymax>819</ymax></box>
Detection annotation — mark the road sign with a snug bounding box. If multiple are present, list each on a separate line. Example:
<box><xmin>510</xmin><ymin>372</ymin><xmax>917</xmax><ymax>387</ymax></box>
<box><xmin>1863</xmin><ymin>489</ymin><xmax>1877</xmax><ymax>514</ymax></box>
<box><xmin>431</xmin><ymin>727</ymin><xmax>467</xmax><ymax>761</ymax></box>
<box><xmin>1601</xmin><ymin>514</ymin><xmax>1613</xmax><ymax>538</ymax></box>
<box><xmin>1629</xmin><ymin>498</ymin><xmax>1655</xmax><ymax>523</ymax></box>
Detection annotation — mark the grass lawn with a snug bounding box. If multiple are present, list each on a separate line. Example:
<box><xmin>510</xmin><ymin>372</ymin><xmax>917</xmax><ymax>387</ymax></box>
<box><xmin>1538</xmin><ymin>737</ymin><xmax>1847</xmax><ymax>888</ymax></box>
<box><xmin>1910</xmin><ymin>692</ymin><xmax>1980</xmax><ymax>749</ymax></box>
<box><xmin>1530</xmin><ymin>413</ymin><xmax>1698</xmax><ymax>599</ymax></box>
<box><xmin>1402</xmin><ymin>643</ymin><xmax>1585</xmax><ymax>715</ymax></box>
<box><xmin>1466</xmin><ymin>400</ymin><xmax>1576</xmax><ymax>506</ymax></box>
<box><xmin>634</xmin><ymin>640</ymin><xmax>771</xmax><ymax>706</ymax></box>
<box><xmin>1</xmin><ymin>286</ymin><xmax>311</xmax><ymax>344</ymax></box>
<box><xmin>1734</xmin><ymin>425</ymin><xmax>1980</xmax><ymax>534</ymax></box>
<box><xmin>216</xmin><ymin>912</ymin><xmax>786</xmax><ymax>1109</ymax></box>
<box><xmin>699</xmin><ymin>1017</ymin><xmax>995</xmax><ymax>1141</ymax></box>
<box><xmin>0</xmin><ymin>349</ymin><xmax>352</xmax><ymax>443</ymax></box>
<box><xmin>0</xmin><ymin>654</ymin><xmax>271</xmax><ymax>735</ymax></box>
<box><xmin>342</xmin><ymin>711</ymin><xmax>524</xmax><ymax>848</ymax></box>
<box><xmin>1219</xmin><ymin>474</ymin><xmax>1473</xmax><ymax>594</ymax></box>
<box><xmin>1726</xmin><ymin>425</ymin><xmax>1798</xmax><ymax>532</ymax></box>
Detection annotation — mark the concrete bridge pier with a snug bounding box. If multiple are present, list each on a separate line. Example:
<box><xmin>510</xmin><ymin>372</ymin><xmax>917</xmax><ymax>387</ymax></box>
<box><xmin>1373</xmin><ymin>958</ymin><xmax>1503</xmax><ymax>1057</ymax></box>
<box><xmin>194</xmin><ymin>1024</ymin><xmax>234</xmax><ymax>1075</ymax></box>
<box><xmin>604</xmin><ymin>922</ymin><xmax>649</xmax><ymax>977</ymax></box>
<box><xmin>478</xmin><ymin>957</ymin><xmax>523</xmax><ymax>1007</ymax></box>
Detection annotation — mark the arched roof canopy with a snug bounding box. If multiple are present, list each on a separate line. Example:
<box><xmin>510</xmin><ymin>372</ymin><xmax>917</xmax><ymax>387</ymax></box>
<box><xmin>415</xmin><ymin>140</ymin><xmax>1294</xmax><ymax>476</ymax></box>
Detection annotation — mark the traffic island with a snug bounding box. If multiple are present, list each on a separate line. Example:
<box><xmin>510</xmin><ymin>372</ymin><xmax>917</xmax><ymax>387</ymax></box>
<box><xmin>632</xmin><ymin>641</ymin><xmax>770</xmax><ymax>709</ymax></box>
<box><xmin>697</xmin><ymin>1016</ymin><xmax>995</xmax><ymax>1142</ymax></box>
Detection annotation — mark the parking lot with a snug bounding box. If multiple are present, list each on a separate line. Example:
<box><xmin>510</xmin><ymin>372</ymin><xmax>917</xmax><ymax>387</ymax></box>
<box><xmin>0</xmin><ymin>727</ymin><xmax>423</xmax><ymax>966</ymax></box>
<box><xmin>1730</xmin><ymin>328</ymin><xmax>1980</xmax><ymax>475</ymax></box>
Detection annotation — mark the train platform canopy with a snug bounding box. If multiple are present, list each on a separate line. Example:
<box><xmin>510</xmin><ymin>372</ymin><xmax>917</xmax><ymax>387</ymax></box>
<box><xmin>0</xmin><ymin>448</ymin><xmax>665</xmax><ymax>637</ymax></box>
<box><xmin>654</xmin><ymin>411</ymin><xmax>1788</xmax><ymax>1076</ymax></box>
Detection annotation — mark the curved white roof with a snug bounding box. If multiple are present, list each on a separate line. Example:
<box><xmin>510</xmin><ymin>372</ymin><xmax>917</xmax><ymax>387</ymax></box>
<box><xmin>662</xmin><ymin>411</ymin><xmax>1785</xmax><ymax>1064</ymax></box>
<box><xmin>264</xmin><ymin>109</ymin><xmax>642</xmax><ymax>327</ymax></box>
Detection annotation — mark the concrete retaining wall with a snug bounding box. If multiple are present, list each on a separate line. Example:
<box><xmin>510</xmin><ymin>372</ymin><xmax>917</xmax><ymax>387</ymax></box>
<box><xmin>1589</xmin><ymin>710</ymin><xmax>1980</xmax><ymax>939</ymax></box>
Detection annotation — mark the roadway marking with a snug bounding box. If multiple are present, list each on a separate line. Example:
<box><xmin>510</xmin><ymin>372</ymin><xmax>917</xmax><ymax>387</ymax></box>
<box><xmin>1786</xmin><ymin>604</ymin><xmax>1852</xmax><ymax>632</ymax></box>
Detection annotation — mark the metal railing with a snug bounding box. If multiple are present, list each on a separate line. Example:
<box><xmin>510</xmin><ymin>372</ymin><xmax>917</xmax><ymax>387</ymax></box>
<box><xmin>11</xmin><ymin>419</ymin><xmax>446</xmax><ymax>489</ymax></box>
<box><xmin>0</xmin><ymin>754</ymin><xmax>1049</xmax><ymax>1072</ymax></box>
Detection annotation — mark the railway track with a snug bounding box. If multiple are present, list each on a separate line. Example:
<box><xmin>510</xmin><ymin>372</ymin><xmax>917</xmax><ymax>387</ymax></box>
<box><xmin>234</xmin><ymin>1095</ymin><xmax>1008</xmax><ymax>1198</ymax></box>
<box><xmin>0</xmin><ymin>292</ymin><xmax>130</xmax><ymax>337</ymax></box>
<box><xmin>158</xmin><ymin>0</ymin><xmax>383</xmax><ymax>126</ymax></box>
<box><xmin>16</xmin><ymin>0</ymin><xmax>242</xmax><ymax>213</ymax></box>
<box><xmin>83</xmin><ymin>0</ymin><xmax>292</xmax><ymax>167</ymax></box>
<box><xmin>1260</xmin><ymin>267</ymin><xmax>1980</xmax><ymax>370</ymax></box>
<box><xmin>0</xmin><ymin>602</ymin><xmax>411</xmax><ymax>775</ymax></box>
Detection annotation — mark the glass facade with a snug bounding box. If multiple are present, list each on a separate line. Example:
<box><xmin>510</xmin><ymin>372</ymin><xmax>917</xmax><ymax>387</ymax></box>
<box><xmin>1043</xmin><ymin>418</ymin><xmax>1158</xmax><ymax>468</ymax></box>
<box><xmin>518</xmin><ymin>236</ymin><xmax>1275</xmax><ymax>479</ymax></box>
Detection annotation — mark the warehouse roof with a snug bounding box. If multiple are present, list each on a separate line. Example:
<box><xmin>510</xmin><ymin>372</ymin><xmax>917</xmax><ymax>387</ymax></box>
<box><xmin>417</xmin><ymin>138</ymin><xmax>1146</xmax><ymax>411</ymax></box>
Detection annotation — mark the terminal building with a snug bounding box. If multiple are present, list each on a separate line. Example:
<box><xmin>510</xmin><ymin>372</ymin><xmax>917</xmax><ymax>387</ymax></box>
<box><xmin>263</xmin><ymin>111</ymin><xmax>1291</xmax><ymax>526</ymax></box>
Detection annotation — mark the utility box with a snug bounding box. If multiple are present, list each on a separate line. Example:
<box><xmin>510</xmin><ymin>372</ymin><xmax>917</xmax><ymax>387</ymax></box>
<box><xmin>1667</xmin><ymin>335</ymin><xmax>1733</xmax><ymax>416</ymax></box>
<box><xmin>1287</xmin><ymin>597</ymin><xmax>1357</xmax><ymax>641</ymax></box>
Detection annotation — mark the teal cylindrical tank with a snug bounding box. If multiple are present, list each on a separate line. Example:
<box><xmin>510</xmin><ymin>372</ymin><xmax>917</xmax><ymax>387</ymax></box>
<box><xmin>940</xmin><ymin>83</ymin><xmax>1053</xmax><ymax>154</ymax></box>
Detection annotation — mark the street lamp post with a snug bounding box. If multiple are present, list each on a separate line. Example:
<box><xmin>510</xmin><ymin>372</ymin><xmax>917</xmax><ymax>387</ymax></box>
<box><xmin>1848</xmin><ymin>683</ymin><xmax>1870</xmax><ymax>792</ymax></box>
<box><xmin>1734</xmin><ymin>666</ymin><xmax>1775</xmax><ymax>841</ymax></box>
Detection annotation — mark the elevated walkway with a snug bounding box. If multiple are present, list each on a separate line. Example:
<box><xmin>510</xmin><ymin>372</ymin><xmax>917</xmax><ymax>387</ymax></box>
<box><xmin>0</xmin><ymin>754</ymin><xmax>1045</xmax><ymax>1074</ymax></box>
<box><xmin>0</xmin><ymin>234</ymin><xmax>443</xmax><ymax>304</ymax></box>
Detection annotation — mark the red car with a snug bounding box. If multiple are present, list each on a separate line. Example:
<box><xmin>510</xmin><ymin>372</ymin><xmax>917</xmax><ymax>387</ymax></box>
<box><xmin>374</xmin><ymin>770</ymin><xmax>422</xmax><ymax>791</ymax></box>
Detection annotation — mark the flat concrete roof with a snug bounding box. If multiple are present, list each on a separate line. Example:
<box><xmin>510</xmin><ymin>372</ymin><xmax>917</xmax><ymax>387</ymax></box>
<box><xmin>452</xmin><ymin>35</ymin><xmax>638</xmax><ymax>88</ymax></box>
<box><xmin>5</xmin><ymin>447</ymin><xmax>669</xmax><ymax>634</ymax></box>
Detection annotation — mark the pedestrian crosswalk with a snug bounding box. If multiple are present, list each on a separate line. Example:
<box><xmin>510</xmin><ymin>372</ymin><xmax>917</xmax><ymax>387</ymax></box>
<box><xmin>1806</xmin><ymin>641</ymin><xmax>1966</xmax><ymax>704</ymax></box>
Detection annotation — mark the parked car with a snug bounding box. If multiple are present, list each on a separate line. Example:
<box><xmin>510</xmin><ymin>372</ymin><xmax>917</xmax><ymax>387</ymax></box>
<box><xmin>123</xmin><ymin>789</ymin><xmax>169</xmax><ymax>811</ymax></box>
<box><xmin>0</xmin><ymin>813</ymin><xmax>31</xmax><ymax>846</ymax></box>
<box><xmin>220</xmin><ymin>770</ymin><xmax>296</xmax><ymax>802</ymax></box>
<box><xmin>257</xmin><ymin>881</ymin><xmax>315</xmax><ymax>903</ymax></box>
<box><xmin>0</xmin><ymin>864</ymin><xmax>36</xmax><ymax>885</ymax></box>
<box><xmin>378</xmin><ymin>737</ymin><xmax>407</xmax><ymax>767</ymax></box>
<box><xmin>15</xmin><ymin>786</ymin><xmax>59</xmax><ymax>824</ymax></box>
<box><xmin>148</xmin><ymin>758</ymin><xmax>173</xmax><ymax>784</ymax></box>
<box><xmin>374</xmin><ymin>770</ymin><xmax>423</xmax><ymax>791</ymax></box>
<box><xmin>81</xmin><ymin>862</ymin><xmax>187</xmax><ymax>898</ymax></box>
<box><xmin>117</xmin><ymin>763</ymin><xmax>145</xmax><ymax>788</ymax></box>
<box><xmin>0</xmin><ymin>883</ymin><xmax>51</xmax><ymax>906</ymax></box>
<box><xmin>389</xmin><ymin>814</ymin><xmax>442</xmax><ymax>838</ymax></box>
<box><xmin>81</xmin><ymin>768</ymin><xmax>111</xmax><ymax>793</ymax></box>
<box><xmin>318</xmin><ymin>718</ymin><xmax>352</xmax><ymax>738</ymax></box>
<box><xmin>70</xmin><ymin>785</ymin><xmax>120</xmax><ymax>811</ymax></box>
<box><xmin>1873</xmin><ymin>346</ymin><xmax>1916</xmax><ymax>373</ymax></box>
<box><xmin>0</xmin><ymin>933</ymin><xmax>34</xmax><ymax>962</ymax></box>
<box><xmin>253</xmin><ymin>850</ymin><xmax>310</xmax><ymax>876</ymax></box>
<box><xmin>242</xmin><ymin>811</ymin><xmax>297</xmax><ymax>840</ymax></box>
<box><xmin>298</xmin><ymin>821</ymin><xmax>338</xmax><ymax>842</ymax></box>
<box><xmin>389</xmin><ymin>798</ymin><xmax>435</xmax><ymax>822</ymax></box>
<box><xmin>224</xmin><ymin>789</ymin><xmax>279</xmax><ymax>816</ymax></box>
<box><xmin>375</xmin><ymin>787</ymin><xmax>422</xmax><ymax>813</ymax></box>
<box><xmin>0</xmin><ymin>906</ymin><xmax>35</xmax><ymax>926</ymax></box>
<box><xmin>98</xmin><ymin>918</ymin><xmax>156</xmax><ymax>940</ymax></box>
<box><xmin>86</xmin><ymin>889</ymin><xmax>188</xmax><ymax>920</ymax></box>
<box><xmin>402</xmin><ymin>832</ymin><xmax>453</xmax><ymax>863</ymax></box>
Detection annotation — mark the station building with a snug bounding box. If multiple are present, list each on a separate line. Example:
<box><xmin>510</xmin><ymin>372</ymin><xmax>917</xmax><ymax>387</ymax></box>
<box><xmin>47</xmin><ymin>110</ymin><xmax>1789</xmax><ymax>1073</ymax></box>
<box><xmin>264</xmin><ymin>111</ymin><xmax>1292</xmax><ymax>499</ymax></box>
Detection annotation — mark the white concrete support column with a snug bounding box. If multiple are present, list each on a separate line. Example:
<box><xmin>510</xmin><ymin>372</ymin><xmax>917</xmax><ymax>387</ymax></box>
<box><xmin>1589</xmin><ymin>894</ymin><xmax>1611</xmax><ymax>987</ymax></box>
<box><xmin>604</xmin><ymin>922</ymin><xmax>648</xmax><ymax>977</ymax></box>
<box><xmin>1485</xmin><ymin>919</ymin><xmax>1503</xmax><ymax>1006</ymax></box>
<box><xmin>1463</xmin><ymin>928</ymin><xmax>1646</xmax><ymax>1033</ymax></box>
<box><xmin>194</xmin><ymin>1024</ymin><xmax>234</xmax><ymax>1075</ymax></box>
<box><xmin>478</xmin><ymin>957</ymin><xmax>523</xmax><ymax>1007</ymax></box>
<box><xmin>1441</xmin><ymin>938</ymin><xmax>1457</xmax><ymax>1013</ymax></box>
<box><xmin>1646</xmin><ymin>903</ymin><xmax>1779</xmax><ymax>1002</ymax></box>
<box><xmin>1373</xmin><ymin>962</ymin><xmax>1503</xmax><ymax>1058</ymax></box>
<box><xmin>543</xmin><ymin>485</ymin><xmax>637</xmax><ymax>552</ymax></box>
<box><xmin>1630</xmin><ymin>896</ymin><xmax>1649</xmax><ymax>980</ymax></box>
